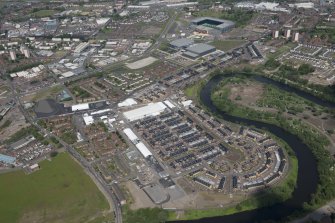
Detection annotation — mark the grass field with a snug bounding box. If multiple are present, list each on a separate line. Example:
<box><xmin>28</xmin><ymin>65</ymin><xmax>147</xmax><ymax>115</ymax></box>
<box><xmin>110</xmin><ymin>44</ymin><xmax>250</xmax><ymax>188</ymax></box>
<box><xmin>32</xmin><ymin>85</ymin><xmax>64</xmax><ymax>102</ymax></box>
<box><xmin>122</xmin><ymin>206</ymin><xmax>168</xmax><ymax>223</ymax></box>
<box><xmin>0</xmin><ymin>120</ymin><xmax>12</xmax><ymax>130</ymax></box>
<box><xmin>211</xmin><ymin>40</ymin><xmax>247</xmax><ymax>52</ymax></box>
<box><xmin>267</xmin><ymin>42</ymin><xmax>296</xmax><ymax>60</ymax></box>
<box><xmin>0</xmin><ymin>153</ymin><xmax>110</xmax><ymax>223</ymax></box>
<box><xmin>184</xmin><ymin>79</ymin><xmax>206</xmax><ymax>102</ymax></box>
<box><xmin>32</xmin><ymin>10</ymin><xmax>57</xmax><ymax>18</ymax></box>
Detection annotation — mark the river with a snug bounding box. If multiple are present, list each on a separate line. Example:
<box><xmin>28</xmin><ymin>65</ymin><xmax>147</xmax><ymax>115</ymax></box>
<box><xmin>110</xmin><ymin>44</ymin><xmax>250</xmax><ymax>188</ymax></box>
<box><xmin>171</xmin><ymin>74</ymin><xmax>325</xmax><ymax>223</ymax></box>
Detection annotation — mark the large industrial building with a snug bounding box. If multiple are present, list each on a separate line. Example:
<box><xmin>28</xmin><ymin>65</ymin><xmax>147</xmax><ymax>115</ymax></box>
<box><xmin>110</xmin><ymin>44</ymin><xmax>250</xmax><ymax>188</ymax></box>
<box><xmin>169</xmin><ymin>38</ymin><xmax>194</xmax><ymax>49</ymax></box>
<box><xmin>191</xmin><ymin>17</ymin><xmax>235</xmax><ymax>35</ymax></box>
<box><xmin>183</xmin><ymin>43</ymin><xmax>216</xmax><ymax>59</ymax></box>
<box><xmin>123</xmin><ymin>102</ymin><xmax>167</xmax><ymax>122</ymax></box>
<box><xmin>0</xmin><ymin>154</ymin><xmax>16</xmax><ymax>165</ymax></box>
<box><xmin>123</xmin><ymin>128</ymin><xmax>153</xmax><ymax>158</ymax></box>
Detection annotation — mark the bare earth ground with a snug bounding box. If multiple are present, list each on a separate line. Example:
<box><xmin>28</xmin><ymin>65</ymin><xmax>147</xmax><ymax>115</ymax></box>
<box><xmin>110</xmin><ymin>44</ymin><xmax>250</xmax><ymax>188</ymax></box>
<box><xmin>142</xmin><ymin>26</ymin><xmax>161</xmax><ymax>36</ymax></box>
<box><xmin>227</xmin><ymin>82</ymin><xmax>264</xmax><ymax>107</ymax></box>
<box><xmin>0</xmin><ymin>106</ymin><xmax>29</xmax><ymax>141</ymax></box>
<box><xmin>126</xmin><ymin>178</ymin><xmax>244</xmax><ymax>210</ymax></box>
<box><xmin>164</xmin><ymin>190</ymin><xmax>244</xmax><ymax>209</ymax></box>
<box><xmin>126</xmin><ymin>181</ymin><xmax>156</xmax><ymax>210</ymax></box>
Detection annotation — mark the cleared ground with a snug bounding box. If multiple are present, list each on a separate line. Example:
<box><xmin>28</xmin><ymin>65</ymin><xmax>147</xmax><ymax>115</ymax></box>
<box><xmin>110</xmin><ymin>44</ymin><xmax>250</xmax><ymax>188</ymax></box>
<box><xmin>126</xmin><ymin>57</ymin><xmax>158</xmax><ymax>70</ymax></box>
<box><xmin>227</xmin><ymin>82</ymin><xmax>264</xmax><ymax>108</ymax></box>
<box><xmin>30</xmin><ymin>85</ymin><xmax>64</xmax><ymax>102</ymax></box>
<box><xmin>0</xmin><ymin>107</ymin><xmax>29</xmax><ymax>141</ymax></box>
<box><xmin>0</xmin><ymin>153</ymin><xmax>110</xmax><ymax>223</ymax></box>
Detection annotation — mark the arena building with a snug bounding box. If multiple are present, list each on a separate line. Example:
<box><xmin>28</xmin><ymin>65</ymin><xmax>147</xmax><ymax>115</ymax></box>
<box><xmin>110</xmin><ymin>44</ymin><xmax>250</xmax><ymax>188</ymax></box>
<box><xmin>191</xmin><ymin>17</ymin><xmax>235</xmax><ymax>35</ymax></box>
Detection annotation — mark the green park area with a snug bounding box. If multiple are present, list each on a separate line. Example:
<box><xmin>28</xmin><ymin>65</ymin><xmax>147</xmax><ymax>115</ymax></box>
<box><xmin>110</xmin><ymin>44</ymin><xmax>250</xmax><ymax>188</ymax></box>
<box><xmin>72</xmin><ymin>86</ymin><xmax>91</xmax><ymax>99</ymax></box>
<box><xmin>122</xmin><ymin>206</ymin><xmax>168</xmax><ymax>223</ymax></box>
<box><xmin>32</xmin><ymin>10</ymin><xmax>57</xmax><ymax>18</ymax></box>
<box><xmin>0</xmin><ymin>153</ymin><xmax>110</xmax><ymax>223</ymax></box>
<box><xmin>211</xmin><ymin>40</ymin><xmax>247</xmax><ymax>52</ymax></box>
<box><xmin>32</xmin><ymin>85</ymin><xmax>64</xmax><ymax>102</ymax></box>
<box><xmin>184</xmin><ymin>79</ymin><xmax>206</xmax><ymax>102</ymax></box>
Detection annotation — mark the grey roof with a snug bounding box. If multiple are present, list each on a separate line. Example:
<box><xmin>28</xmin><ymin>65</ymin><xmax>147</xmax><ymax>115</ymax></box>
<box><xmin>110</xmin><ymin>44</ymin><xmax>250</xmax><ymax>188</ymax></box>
<box><xmin>183</xmin><ymin>51</ymin><xmax>199</xmax><ymax>59</ymax></box>
<box><xmin>9</xmin><ymin>135</ymin><xmax>35</xmax><ymax>150</ymax></box>
<box><xmin>217</xmin><ymin>21</ymin><xmax>235</xmax><ymax>29</ymax></box>
<box><xmin>170</xmin><ymin>38</ymin><xmax>194</xmax><ymax>48</ymax></box>
<box><xmin>186</xmin><ymin>43</ymin><xmax>216</xmax><ymax>54</ymax></box>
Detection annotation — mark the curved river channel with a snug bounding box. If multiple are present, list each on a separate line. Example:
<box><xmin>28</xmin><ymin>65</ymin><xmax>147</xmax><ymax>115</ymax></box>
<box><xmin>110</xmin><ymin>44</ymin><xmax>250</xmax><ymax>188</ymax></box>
<box><xmin>171</xmin><ymin>74</ymin><xmax>335</xmax><ymax>223</ymax></box>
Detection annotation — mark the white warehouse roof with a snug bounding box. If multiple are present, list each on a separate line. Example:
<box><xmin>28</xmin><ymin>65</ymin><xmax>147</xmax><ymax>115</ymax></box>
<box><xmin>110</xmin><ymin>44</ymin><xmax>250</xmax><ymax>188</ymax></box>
<box><xmin>163</xmin><ymin>100</ymin><xmax>176</xmax><ymax>109</ymax></box>
<box><xmin>123</xmin><ymin>128</ymin><xmax>153</xmax><ymax>158</ymax></box>
<box><xmin>72</xmin><ymin>103</ymin><xmax>89</xmax><ymax>111</ymax></box>
<box><xmin>123</xmin><ymin>102</ymin><xmax>167</xmax><ymax>122</ymax></box>
<box><xmin>83</xmin><ymin>114</ymin><xmax>94</xmax><ymax>125</ymax></box>
<box><xmin>182</xmin><ymin>100</ymin><xmax>193</xmax><ymax>107</ymax></box>
<box><xmin>61</xmin><ymin>71</ymin><xmax>75</xmax><ymax>78</ymax></box>
<box><xmin>123</xmin><ymin>128</ymin><xmax>138</xmax><ymax>143</ymax></box>
<box><xmin>136</xmin><ymin>142</ymin><xmax>152</xmax><ymax>158</ymax></box>
<box><xmin>118</xmin><ymin>98</ymin><xmax>137</xmax><ymax>108</ymax></box>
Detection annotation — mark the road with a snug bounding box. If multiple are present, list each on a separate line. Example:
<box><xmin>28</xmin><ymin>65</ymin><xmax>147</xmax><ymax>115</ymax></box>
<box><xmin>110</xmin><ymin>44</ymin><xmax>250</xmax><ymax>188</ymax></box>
<box><xmin>146</xmin><ymin>10</ymin><xmax>180</xmax><ymax>54</ymax></box>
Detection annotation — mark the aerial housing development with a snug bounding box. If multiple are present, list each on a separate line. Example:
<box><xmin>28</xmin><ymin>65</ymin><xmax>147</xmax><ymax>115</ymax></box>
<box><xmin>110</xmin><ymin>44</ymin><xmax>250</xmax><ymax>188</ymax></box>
<box><xmin>0</xmin><ymin>1</ymin><xmax>335</xmax><ymax>223</ymax></box>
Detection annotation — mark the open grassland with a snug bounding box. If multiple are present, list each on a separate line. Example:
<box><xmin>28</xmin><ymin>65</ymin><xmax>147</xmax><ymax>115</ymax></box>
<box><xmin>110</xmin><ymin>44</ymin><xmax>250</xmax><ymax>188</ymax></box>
<box><xmin>267</xmin><ymin>43</ymin><xmax>296</xmax><ymax>60</ymax></box>
<box><xmin>123</xmin><ymin>206</ymin><xmax>168</xmax><ymax>223</ymax></box>
<box><xmin>184</xmin><ymin>79</ymin><xmax>206</xmax><ymax>103</ymax></box>
<box><xmin>32</xmin><ymin>85</ymin><xmax>64</xmax><ymax>102</ymax></box>
<box><xmin>0</xmin><ymin>153</ymin><xmax>110</xmax><ymax>223</ymax></box>
<box><xmin>32</xmin><ymin>10</ymin><xmax>57</xmax><ymax>18</ymax></box>
<box><xmin>211</xmin><ymin>40</ymin><xmax>247</xmax><ymax>52</ymax></box>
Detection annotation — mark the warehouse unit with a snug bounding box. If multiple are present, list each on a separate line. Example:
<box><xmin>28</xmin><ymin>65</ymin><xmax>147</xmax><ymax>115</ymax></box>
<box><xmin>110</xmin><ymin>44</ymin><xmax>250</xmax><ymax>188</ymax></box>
<box><xmin>169</xmin><ymin>38</ymin><xmax>194</xmax><ymax>49</ymax></box>
<box><xmin>123</xmin><ymin>102</ymin><xmax>167</xmax><ymax>121</ymax></box>
<box><xmin>183</xmin><ymin>43</ymin><xmax>216</xmax><ymax>59</ymax></box>
<box><xmin>123</xmin><ymin>128</ymin><xmax>153</xmax><ymax>158</ymax></box>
